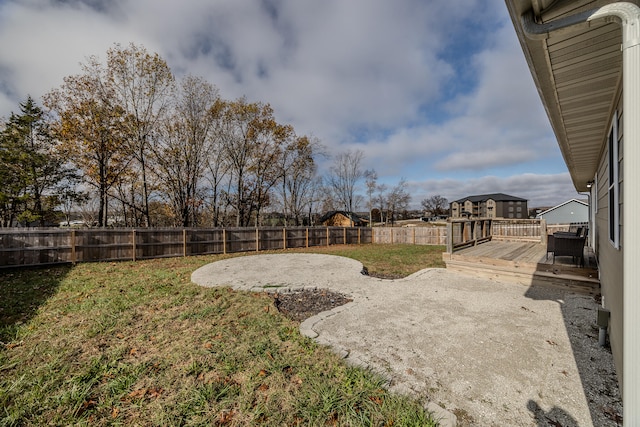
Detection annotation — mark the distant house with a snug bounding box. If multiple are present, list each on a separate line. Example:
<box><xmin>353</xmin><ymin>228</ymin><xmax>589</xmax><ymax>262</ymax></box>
<box><xmin>319</xmin><ymin>211</ymin><xmax>368</xmax><ymax>227</ymax></box>
<box><xmin>450</xmin><ymin>193</ymin><xmax>528</xmax><ymax>219</ymax></box>
<box><xmin>535</xmin><ymin>199</ymin><xmax>588</xmax><ymax>224</ymax></box>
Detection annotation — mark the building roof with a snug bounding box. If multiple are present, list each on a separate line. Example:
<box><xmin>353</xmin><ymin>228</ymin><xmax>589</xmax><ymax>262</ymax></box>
<box><xmin>505</xmin><ymin>0</ymin><xmax>625</xmax><ymax>192</ymax></box>
<box><xmin>535</xmin><ymin>198</ymin><xmax>588</xmax><ymax>217</ymax></box>
<box><xmin>453</xmin><ymin>193</ymin><xmax>527</xmax><ymax>204</ymax></box>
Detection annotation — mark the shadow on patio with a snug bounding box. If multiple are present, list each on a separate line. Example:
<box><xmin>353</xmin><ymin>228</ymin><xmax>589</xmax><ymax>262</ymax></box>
<box><xmin>444</xmin><ymin>239</ymin><xmax>622</xmax><ymax>426</ymax></box>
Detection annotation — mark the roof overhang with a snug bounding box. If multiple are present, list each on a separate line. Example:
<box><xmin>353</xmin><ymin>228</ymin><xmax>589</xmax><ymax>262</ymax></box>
<box><xmin>505</xmin><ymin>0</ymin><xmax>628</xmax><ymax>192</ymax></box>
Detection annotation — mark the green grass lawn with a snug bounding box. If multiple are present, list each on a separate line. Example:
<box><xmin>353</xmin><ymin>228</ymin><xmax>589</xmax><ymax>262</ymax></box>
<box><xmin>0</xmin><ymin>244</ymin><xmax>444</xmax><ymax>426</ymax></box>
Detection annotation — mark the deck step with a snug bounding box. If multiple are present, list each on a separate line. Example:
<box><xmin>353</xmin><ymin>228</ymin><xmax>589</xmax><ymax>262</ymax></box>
<box><xmin>445</xmin><ymin>258</ymin><xmax>600</xmax><ymax>295</ymax></box>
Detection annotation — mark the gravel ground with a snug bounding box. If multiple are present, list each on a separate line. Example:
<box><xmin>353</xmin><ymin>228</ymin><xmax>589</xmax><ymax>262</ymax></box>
<box><xmin>192</xmin><ymin>253</ymin><xmax>622</xmax><ymax>426</ymax></box>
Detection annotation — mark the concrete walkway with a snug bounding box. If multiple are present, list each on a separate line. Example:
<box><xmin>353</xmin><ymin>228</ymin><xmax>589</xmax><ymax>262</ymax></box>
<box><xmin>191</xmin><ymin>253</ymin><xmax>621</xmax><ymax>427</ymax></box>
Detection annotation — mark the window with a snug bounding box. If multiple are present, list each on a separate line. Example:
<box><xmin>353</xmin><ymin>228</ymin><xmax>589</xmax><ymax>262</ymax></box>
<box><xmin>608</xmin><ymin>112</ymin><xmax>620</xmax><ymax>248</ymax></box>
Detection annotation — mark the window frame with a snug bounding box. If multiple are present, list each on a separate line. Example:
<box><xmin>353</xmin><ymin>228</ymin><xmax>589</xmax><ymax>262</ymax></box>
<box><xmin>608</xmin><ymin>111</ymin><xmax>620</xmax><ymax>249</ymax></box>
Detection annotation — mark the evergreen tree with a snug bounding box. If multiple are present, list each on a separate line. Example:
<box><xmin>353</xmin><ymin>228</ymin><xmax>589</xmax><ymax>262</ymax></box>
<box><xmin>0</xmin><ymin>96</ymin><xmax>76</xmax><ymax>226</ymax></box>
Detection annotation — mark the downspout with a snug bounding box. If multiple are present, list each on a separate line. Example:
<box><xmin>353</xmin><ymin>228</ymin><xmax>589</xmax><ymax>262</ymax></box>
<box><xmin>521</xmin><ymin>2</ymin><xmax>640</xmax><ymax>419</ymax></box>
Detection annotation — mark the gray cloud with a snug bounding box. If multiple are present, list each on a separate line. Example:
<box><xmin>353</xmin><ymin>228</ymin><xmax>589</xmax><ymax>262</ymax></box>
<box><xmin>0</xmin><ymin>0</ymin><xmax>574</xmax><ymax>207</ymax></box>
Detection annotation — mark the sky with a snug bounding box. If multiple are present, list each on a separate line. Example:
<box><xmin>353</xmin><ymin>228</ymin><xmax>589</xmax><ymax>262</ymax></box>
<box><xmin>0</xmin><ymin>0</ymin><xmax>582</xmax><ymax>209</ymax></box>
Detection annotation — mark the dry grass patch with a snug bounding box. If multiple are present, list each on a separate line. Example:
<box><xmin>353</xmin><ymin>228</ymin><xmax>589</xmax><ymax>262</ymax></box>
<box><xmin>1</xmin><ymin>249</ymin><xmax>438</xmax><ymax>426</ymax></box>
<box><xmin>288</xmin><ymin>243</ymin><xmax>446</xmax><ymax>278</ymax></box>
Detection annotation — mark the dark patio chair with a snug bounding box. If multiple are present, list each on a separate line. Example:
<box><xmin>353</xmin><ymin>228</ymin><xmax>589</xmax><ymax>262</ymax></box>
<box><xmin>546</xmin><ymin>234</ymin><xmax>555</xmax><ymax>260</ymax></box>
<box><xmin>551</xmin><ymin>234</ymin><xmax>586</xmax><ymax>266</ymax></box>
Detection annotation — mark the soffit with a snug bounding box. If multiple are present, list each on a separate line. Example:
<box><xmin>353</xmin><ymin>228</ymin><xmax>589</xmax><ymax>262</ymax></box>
<box><xmin>506</xmin><ymin>0</ymin><xmax>626</xmax><ymax>192</ymax></box>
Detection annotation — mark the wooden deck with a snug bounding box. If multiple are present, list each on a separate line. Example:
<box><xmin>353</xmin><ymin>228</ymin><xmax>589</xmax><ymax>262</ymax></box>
<box><xmin>443</xmin><ymin>240</ymin><xmax>600</xmax><ymax>295</ymax></box>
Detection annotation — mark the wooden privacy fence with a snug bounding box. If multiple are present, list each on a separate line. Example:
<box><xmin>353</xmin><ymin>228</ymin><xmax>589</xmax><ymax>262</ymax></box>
<box><xmin>371</xmin><ymin>226</ymin><xmax>447</xmax><ymax>245</ymax></box>
<box><xmin>0</xmin><ymin>227</ymin><xmax>372</xmax><ymax>268</ymax></box>
<box><xmin>0</xmin><ymin>220</ymin><xmax>583</xmax><ymax>268</ymax></box>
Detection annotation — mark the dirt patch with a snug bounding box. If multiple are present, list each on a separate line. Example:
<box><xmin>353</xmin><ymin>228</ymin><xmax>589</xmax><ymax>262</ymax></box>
<box><xmin>272</xmin><ymin>289</ymin><xmax>353</xmax><ymax>322</ymax></box>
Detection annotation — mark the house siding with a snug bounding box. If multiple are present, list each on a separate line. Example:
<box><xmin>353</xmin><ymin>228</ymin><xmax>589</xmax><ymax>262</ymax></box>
<box><xmin>595</xmin><ymin>93</ymin><xmax>624</xmax><ymax>387</ymax></box>
<box><xmin>537</xmin><ymin>200</ymin><xmax>588</xmax><ymax>224</ymax></box>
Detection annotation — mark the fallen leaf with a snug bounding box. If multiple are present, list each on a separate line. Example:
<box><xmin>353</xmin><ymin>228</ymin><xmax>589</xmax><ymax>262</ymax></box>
<box><xmin>218</xmin><ymin>410</ymin><xmax>235</xmax><ymax>424</ymax></box>
<box><xmin>148</xmin><ymin>388</ymin><xmax>163</xmax><ymax>398</ymax></box>
<box><xmin>111</xmin><ymin>407</ymin><xmax>119</xmax><ymax>418</ymax></box>
<box><xmin>128</xmin><ymin>388</ymin><xmax>147</xmax><ymax>399</ymax></box>
<box><xmin>204</xmin><ymin>342</ymin><xmax>212</xmax><ymax>349</ymax></box>
<box><xmin>259</xmin><ymin>369</ymin><xmax>268</xmax><ymax>377</ymax></box>
<box><xmin>369</xmin><ymin>396</ymin><xmax>383</xmax><ymax>405</ymax></box>
<box><xmin>257</xmin><ymin>384</ymin><xmax>269</xmax><ymax>391</ymax></box>
<box><xmin>129</xmin><ymin>347</ymin><xmax>137</xmax><ymax>356</ymax></box>
<box><xmin>4</xmin><ymin>341</ymin><xmax>23</xmax><ymax>349</ymax></box>
<box><xmin>83</xmin><ymin>399</ymin><xmax>97</xmax><ymax>409</ymax></box>
<box><xmin>75</xmin><ymin>398</ymin><xmax>97</xmax><ymax>416</ymax></box>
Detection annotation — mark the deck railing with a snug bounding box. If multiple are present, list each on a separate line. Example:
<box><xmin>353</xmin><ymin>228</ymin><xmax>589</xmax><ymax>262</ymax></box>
<box><xmin>491</xmin><ymin>219</ymin><xmax>547</xmax><ymax>242</ymax></box>
<box><xmin>446</xmin><ymin>219</ymin><xmax>493</xmax><ymax>253</ymax></box>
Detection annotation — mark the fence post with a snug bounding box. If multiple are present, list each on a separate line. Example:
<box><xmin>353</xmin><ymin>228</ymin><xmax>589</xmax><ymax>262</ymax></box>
<box><xmin>446</xmin><ymin>222</ymin><xmax>453</xmax><ymax>253</ymax></box>
<box><xmin>413</xmin><ymin>228</ymin><xmax>416</xmax><ymax>245</ymax></box>
<box><xmin>183</xmin><ymin>229</ymin><xmax>187</xmax><ymax>257</ymax></box>
<box><xmin>391</xmin><ymin>228</ymin><xmax>394</xmax><ymax>245</ymax></box>
<box><xmin>343</xmin><ymin>227</ymin><xmax>346</xmax><ymax>245</ymax></box>
<box><xmin>256</xmin><ymin>228</ymin><xmax>259</xmax><ymax>252</ymax></box>
<box><xmin>358</xmin><ymin>227</ymin><xmax>361</xmax><ymax>244</ymax></box>
<box><xmin>326</xmin><ymin>227</ymin><xmax>330</xmax><ymax>247</ymax></box>
<box><xmin>283</xmin><ymin>227</ymin><xmax>287</xmax><ymax>249</ymax></box>
<box><xmin>132</xmin><ymin>230</ymin><xmax>136</xmax><ymax>262</ymax></box>
<box><xmin>540</xmin><ymin>219</ymin><xmax>547</xmax><ymax>243</ymax></box>
<box><xmin>372</xmin><ymin>227</ymin><xmax>375</xmax><ymax>244</ymax></box>
<box><xmin>306</xmin><ymin>228</ymin><xmax>309</xmax><ymax>248</ymax></box>
<box><xmin>70</xmin><ymin>230</ymin><xmax>76</xmax><ymax>264</ymax></box>
<box><xmin>223</xmin><ymin>229</ymin><xmax>226</xmax><ymax>254</ymax></box>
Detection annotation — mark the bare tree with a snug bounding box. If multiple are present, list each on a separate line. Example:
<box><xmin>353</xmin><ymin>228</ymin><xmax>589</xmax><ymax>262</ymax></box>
<box><xmin>219</xmin><ymin>98</ymin><xmax>286</xmax><ymax>227</ymax></box>
<box><xmin>107</xmin><ymin>43</ymin><xmax>175</xmax><ymax>226</ymax></box>
<box><xmin>376</xmin><ymin>183</ymin><xmax>388</xmax><ymax>225</ymax></box>
<box><xmin>364</xmin><ymin>169</ymin><xmax>377</xmax><ymax>227</ymax></box>
<box><xmin>386</xmin><ymin>179</ymin><xmax>411</xmax><ymax>225</ymax></box>
<box><xmin>150</xmin><ymin>75</ymin><xmax>220</xmax><ymax>227</ymax></box>
<box><xmin>204</xmin><ymin>99</ymin><xmax>229</xmax><ymax>227</ymax></box>
<box><xmin>421</xmin><ymin>195</ymin><xmax>449</xmax><ymax>216</ymax></box>
<box><xmin>278</xmin><ymin>135</ymin><xmax>322</xmax><ymax>226</ymax></box>
<box><xmin>327</xmin><ymin>149</ymin><xmax>364</xmax><ymax>225</ymax></box>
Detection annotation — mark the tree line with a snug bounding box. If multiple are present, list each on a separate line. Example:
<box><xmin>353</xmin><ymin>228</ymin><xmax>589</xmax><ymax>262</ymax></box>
<box><xmin>0</xmin><ymin>43</ymin><xmax>446</xmax><ymax>228</ymax></box>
